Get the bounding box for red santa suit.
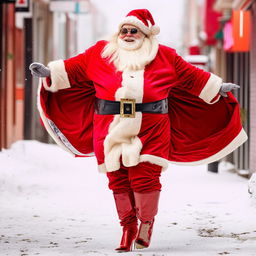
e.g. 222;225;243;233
38;40;247;173
36;8;248;251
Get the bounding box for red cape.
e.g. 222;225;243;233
38;82;247;165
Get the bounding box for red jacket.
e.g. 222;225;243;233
38;40;247;172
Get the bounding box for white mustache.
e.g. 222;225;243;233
118;37;144;51
123;38;136;42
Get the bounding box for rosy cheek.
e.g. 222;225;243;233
119;35;127;39
131;34;140;39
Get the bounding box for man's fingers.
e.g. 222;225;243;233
29;62;41;70
29;62;50;77
31;70;42;77
233;84;240;89
29;63;36;70
220;82;240;97
220;91;228;97
227;83;240;89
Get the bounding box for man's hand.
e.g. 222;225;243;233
219;82;240;97
29;62;51;78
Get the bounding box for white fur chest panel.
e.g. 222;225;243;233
103;69;144;171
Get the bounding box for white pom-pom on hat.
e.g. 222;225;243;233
118;9;160;36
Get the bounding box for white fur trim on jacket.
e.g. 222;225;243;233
98;154;169;173
199;73;222;104
139;154;169;171
103;69;144;172
98;128;247;172
170;128;248;166
43;60;71;92
101;38;159;172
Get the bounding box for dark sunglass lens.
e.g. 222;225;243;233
121;28;128;35
130;28;138;34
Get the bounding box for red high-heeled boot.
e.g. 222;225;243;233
134;190;160;249
113;192;138;252
115;225;138;252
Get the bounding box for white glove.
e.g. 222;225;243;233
29;62;51;78
219;82;240;97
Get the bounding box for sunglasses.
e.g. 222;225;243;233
120;27;139;35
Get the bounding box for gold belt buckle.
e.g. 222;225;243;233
120;98;136;118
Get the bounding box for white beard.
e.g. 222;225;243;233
101;33;159;71
117;37;144;51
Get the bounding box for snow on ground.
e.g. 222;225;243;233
0;140;256;256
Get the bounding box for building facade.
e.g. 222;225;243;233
183;0;255;175
214;0;255;175
0;1;24;150
0;0;96;150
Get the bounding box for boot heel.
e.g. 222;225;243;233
135;220;154;249
115;227;138;252
135;241;146;249
115;240;135;253
132;240;136;251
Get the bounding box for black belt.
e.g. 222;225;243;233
95;98;168;118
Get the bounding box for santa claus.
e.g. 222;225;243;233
30;9;247;252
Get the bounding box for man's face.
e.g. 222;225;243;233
118;24;145;42
118;24;145;50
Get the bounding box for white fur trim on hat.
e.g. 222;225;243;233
119;16;160;36
151;25;160;35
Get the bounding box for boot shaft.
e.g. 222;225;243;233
113;192;138;252
134;190;160;223
113;191;137;227
134;190;160;249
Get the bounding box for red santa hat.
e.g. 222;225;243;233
118;9;160;36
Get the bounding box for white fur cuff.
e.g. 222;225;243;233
199;73;222;104
46;60;71;92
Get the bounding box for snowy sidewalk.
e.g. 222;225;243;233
0;141;255;256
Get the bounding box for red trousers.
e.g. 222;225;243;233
107;162;162;194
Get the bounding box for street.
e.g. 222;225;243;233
0;141;255;256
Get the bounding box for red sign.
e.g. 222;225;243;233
231;10;251;52
224;10;251;52
15;0;30;12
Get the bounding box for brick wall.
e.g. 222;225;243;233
250;2;256;174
